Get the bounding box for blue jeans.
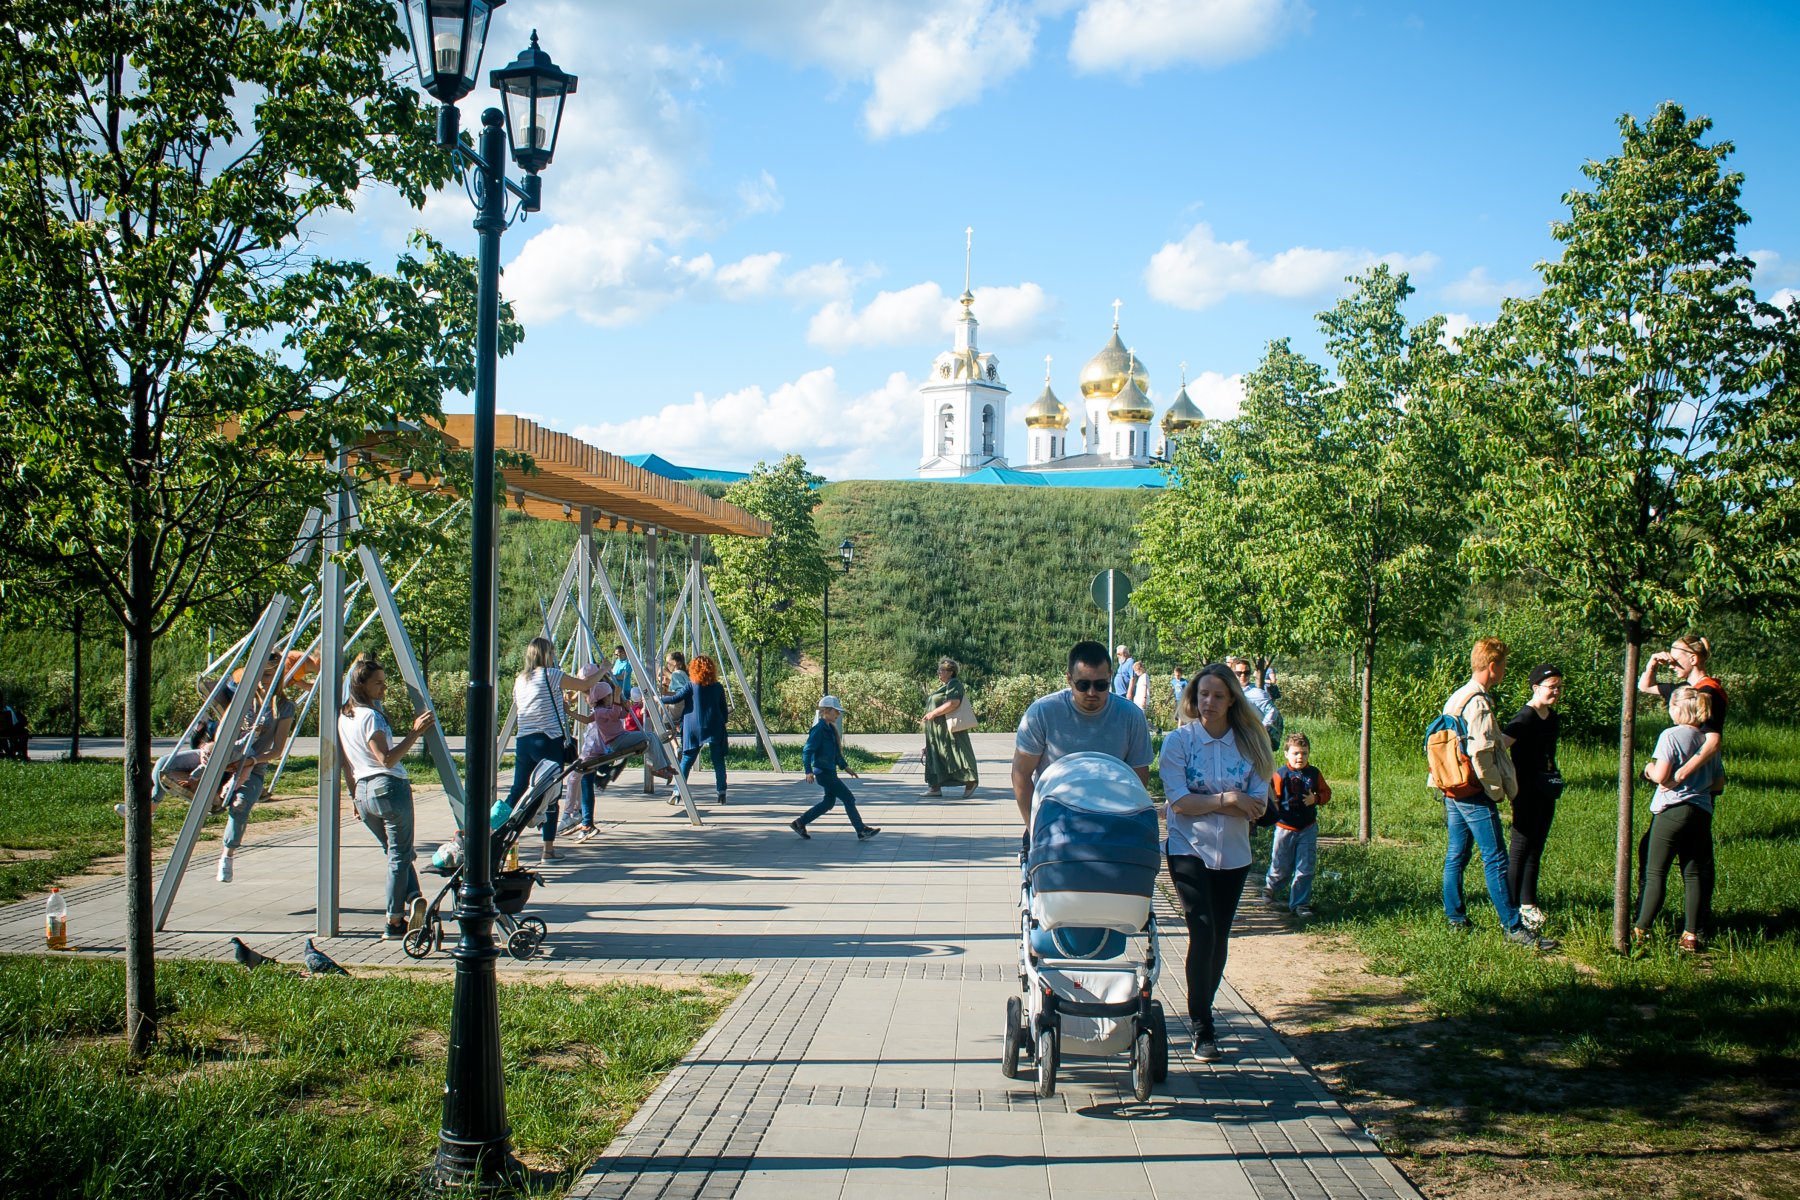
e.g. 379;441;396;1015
577;731;664;824
1443;796;1520;930
356;775;421;922
506;731;564;840
222;768;269;851
1266;823;1318;909
680;735;728;799
797;772;869;832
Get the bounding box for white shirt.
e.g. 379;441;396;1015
511;667;569;739
1158;721;1269;869
1129;673;1149;709
338;706;406;782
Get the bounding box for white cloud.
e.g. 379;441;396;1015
714;252;787;299
1441;266;1531;307
572;367;921;478
864;2;1037;137
1439;312;1479;347
807;280;1054;350
1185;370;1245;420
738;170;783;215
1145;223;1437;310
1770;288;1800;312
1069;0;1310;76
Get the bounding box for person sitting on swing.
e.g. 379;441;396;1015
566;673;675;840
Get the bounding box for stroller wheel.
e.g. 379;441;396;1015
519;916;548;939
1131;1027;1154;1102
506;927;541;960
1001;996;1024;1079
402;926;435;960
1033;1022;1059;1099
1149;1002;1169;1083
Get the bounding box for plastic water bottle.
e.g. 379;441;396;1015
503;845;520;873
44;888;67;950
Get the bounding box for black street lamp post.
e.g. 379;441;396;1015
822;538;854;697
398;1;576;1190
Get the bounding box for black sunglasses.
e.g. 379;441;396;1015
1070;678;1109;693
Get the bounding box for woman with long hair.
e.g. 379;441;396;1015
338;658;435;939
920;657;979;798
505;636;601;863
1158;662;1273;1063
658;653;730;804
1638;634;1727;791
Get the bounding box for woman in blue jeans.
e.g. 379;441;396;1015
505;637;602;863
658;654;730;804
790;696;879;841
337;658;436;940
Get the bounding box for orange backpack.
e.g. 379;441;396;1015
1424;693;1486;799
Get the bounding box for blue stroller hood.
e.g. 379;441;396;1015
1028;753;1160;927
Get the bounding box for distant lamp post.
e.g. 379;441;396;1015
398;1;577;1191
823;538;854;697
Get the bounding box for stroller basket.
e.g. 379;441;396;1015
494;868;537;916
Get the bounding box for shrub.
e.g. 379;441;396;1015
973;673;1065;733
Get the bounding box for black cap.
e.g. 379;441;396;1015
1529;663;1563;686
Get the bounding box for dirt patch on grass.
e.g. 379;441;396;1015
1227;913;1800;1200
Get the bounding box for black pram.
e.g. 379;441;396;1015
404;749;630;961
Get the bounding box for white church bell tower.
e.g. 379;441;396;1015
918;229;1008;478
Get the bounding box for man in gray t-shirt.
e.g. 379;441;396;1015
1012;640;1154;824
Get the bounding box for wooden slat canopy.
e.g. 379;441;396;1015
432;414;768;538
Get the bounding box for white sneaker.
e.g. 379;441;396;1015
1518;904;1546;931
216;856;234;883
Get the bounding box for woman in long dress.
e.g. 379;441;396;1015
921;657;979;798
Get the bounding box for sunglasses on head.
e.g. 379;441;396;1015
1070;678;1109;693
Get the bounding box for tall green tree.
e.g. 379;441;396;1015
710;455;832;694
1135;420;1291;668
1173;267;1465;841
1454;103;1800;951
0;0;509;1054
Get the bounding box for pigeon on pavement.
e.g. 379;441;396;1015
229;937;277;969
303;938;348;976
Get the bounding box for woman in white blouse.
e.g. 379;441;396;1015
1158;662;1274;1062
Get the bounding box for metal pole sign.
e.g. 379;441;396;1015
1090;568;1132;657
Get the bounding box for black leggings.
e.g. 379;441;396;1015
1166;856;1249;1038
1508;794;1557;908
1634;804;1715;938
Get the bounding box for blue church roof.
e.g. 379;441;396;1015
943;465;1167;488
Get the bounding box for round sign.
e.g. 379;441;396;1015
1089;569;1133;613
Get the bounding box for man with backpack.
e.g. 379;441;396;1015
1427;637;1558;950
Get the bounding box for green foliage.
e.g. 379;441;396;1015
814;480;1165;686
0;956;738;1199
1455;102;1800;641
974;672;1067;735
711;455;832;655
721;742;896;773
775;668;921;732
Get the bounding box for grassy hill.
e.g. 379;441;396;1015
813;480;1164;684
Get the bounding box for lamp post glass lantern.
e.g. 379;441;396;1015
823;539;853;698
398;5;575;1191
402;0;503;103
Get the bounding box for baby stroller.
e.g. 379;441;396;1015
1003;752;1169;1100
404;755;588;962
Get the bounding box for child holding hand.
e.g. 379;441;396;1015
1262;732;1331;918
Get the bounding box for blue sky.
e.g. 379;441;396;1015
332;1;1800;478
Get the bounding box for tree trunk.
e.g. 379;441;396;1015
1613;613;1644;953
69;604;83;761
123;543;156;1056
1358;635;1374;844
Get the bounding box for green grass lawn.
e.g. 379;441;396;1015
0;955;744;1200
723;741;897;773
1280;716;1800;1199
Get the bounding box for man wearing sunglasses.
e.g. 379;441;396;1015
1012;640;1153;824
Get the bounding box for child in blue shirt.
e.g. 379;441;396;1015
1261;732;1331;917
791;696;880;842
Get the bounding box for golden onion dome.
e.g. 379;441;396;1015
1108;374;1154;423
1079;329;1149;400
1024;382;1069;429
1161;384;1203;434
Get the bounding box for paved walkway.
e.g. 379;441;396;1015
1;735;1419;1200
